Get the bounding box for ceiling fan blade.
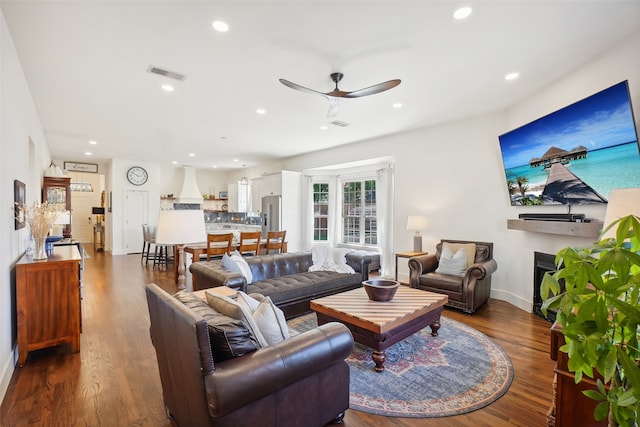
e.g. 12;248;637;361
279;79;327;97
327;97;341;118
342;79;401;98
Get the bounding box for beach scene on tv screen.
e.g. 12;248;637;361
499;81;640;206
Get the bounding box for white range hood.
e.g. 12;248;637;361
177;166;203;204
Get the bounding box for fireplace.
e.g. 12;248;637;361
533;251;559;321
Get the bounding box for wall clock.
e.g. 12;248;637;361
127;166;148;185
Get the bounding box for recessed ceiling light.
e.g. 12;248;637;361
89;140;97;145
233;159;239;162
171;161;178;165
212;165;217;168
162;84;174;92
392;102;403;109
505;72;520;81
256;108;266;115
188;153;195;157
212;20;229;32
453;6;472;20
84;152;92;156
320;125;328;130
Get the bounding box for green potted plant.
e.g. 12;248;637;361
541;214;640;426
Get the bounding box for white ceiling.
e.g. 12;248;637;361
2;1;640;170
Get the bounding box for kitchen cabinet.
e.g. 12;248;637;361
262;173;282;196
43;176;72;238
250;177;262;214
16;245;82;366
227;181;251;212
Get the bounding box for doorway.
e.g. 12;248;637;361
124;190;148;254
71;193;96;243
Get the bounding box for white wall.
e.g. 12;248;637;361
275;30;640;312
0;11;52;402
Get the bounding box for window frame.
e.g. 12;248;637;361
340;177;377;247
312;182;330;242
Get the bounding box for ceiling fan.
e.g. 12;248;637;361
279;72;401;118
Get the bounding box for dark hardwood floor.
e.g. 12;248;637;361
0;247;556;426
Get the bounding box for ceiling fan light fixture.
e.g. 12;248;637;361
280;72;401;118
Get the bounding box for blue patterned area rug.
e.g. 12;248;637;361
287;313;514;418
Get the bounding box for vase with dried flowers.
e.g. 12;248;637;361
23;201;66;260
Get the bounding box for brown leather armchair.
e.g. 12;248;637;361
408;240;497;314
145;283;353;427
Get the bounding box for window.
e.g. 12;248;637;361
342;179;376;245
313;183;329;241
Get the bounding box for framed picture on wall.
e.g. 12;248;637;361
14;179;26;230
219;191;228;199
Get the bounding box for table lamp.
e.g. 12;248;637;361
601;188;640;240
51;210;71;237
156;209;206;289
407;215;428;252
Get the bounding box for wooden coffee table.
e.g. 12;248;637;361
310;286;448;372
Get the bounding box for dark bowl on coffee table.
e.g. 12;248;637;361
363;279;400;302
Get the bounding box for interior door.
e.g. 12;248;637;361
124;190;148;254
71;193;95;244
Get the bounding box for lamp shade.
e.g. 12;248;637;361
602;188;640;239
54;211;71;225
92;207;105;215
155;209;206;245
407;215;429;231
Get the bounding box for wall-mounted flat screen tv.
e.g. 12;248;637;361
498;80;640;206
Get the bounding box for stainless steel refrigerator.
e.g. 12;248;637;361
261;195;282;238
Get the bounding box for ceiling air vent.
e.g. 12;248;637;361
330;120;350;127
147;66;186;81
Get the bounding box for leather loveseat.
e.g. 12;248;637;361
145;283;353;427
190;251;372;319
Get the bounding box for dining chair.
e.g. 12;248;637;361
265;230;286;255
238;231;261;256
207;233;234;260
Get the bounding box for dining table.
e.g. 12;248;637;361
173;239;287;283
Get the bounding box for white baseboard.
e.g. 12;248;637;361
491;288;531;313
0;346;17;406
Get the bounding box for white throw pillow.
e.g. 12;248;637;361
435;245;468;276
331;248;353;265
443;243;476;268
236;292;290;345
205;291;268;347
311;245;332;264
222;253;242;274
230;251;253;284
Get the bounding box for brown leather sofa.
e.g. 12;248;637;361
408;240;497;314
190;252;372;319
145;283;353;427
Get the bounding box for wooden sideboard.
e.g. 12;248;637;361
548;322;606;426
16;245;82;366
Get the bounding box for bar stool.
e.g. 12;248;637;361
141;224;156;266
